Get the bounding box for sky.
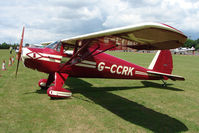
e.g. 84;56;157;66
0;0;199;44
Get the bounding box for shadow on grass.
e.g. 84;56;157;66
66;77;188;133
24;89;47;94
24;78;187;132
25;77;183;95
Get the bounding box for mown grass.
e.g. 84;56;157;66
0;49;199;133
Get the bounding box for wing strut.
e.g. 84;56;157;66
92;45;117;57
58;40;92;72
59;39;117;72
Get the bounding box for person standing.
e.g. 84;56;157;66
9;46;13;54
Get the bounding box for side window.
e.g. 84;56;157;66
63;45;69;53
63;44;75;55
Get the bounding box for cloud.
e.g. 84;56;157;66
0;0;199;44
100;0;199;37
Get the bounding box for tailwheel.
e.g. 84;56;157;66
47;86;72;99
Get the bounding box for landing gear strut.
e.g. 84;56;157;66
47;72;72;99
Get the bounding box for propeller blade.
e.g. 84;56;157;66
15;26;25;77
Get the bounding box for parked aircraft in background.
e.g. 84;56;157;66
172;46;195;54
16;23;187;99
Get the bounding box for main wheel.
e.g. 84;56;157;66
47;86;72;99
38;79;48;89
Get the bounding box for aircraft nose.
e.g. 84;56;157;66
21;47;31;61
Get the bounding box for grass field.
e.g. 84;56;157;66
0;49;199;133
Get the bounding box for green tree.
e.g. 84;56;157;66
195;44;199;50
184;39;197;48
0;42;10;49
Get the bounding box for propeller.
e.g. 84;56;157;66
15;26;25;77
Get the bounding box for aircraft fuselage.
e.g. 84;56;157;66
22;47;160;80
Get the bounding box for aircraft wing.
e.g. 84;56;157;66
147;71;185;81
60;22;187;50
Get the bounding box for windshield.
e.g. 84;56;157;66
46;41;61;52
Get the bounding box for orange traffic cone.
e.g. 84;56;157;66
8;57;12;67
12;56;15;64
2;60;6;71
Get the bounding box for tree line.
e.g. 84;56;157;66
184;38;199;50
0;42;19;49
0;38;199;50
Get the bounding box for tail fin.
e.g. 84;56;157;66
147;50;184;81
148;50;173;74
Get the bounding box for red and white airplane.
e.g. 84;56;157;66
16;23;187;99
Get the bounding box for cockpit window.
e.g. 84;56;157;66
46;41;61;52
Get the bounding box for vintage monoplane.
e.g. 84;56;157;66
16;23;187;99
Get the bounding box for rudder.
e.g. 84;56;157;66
148;50;173;74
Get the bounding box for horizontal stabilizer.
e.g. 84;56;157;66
147;71;185;81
